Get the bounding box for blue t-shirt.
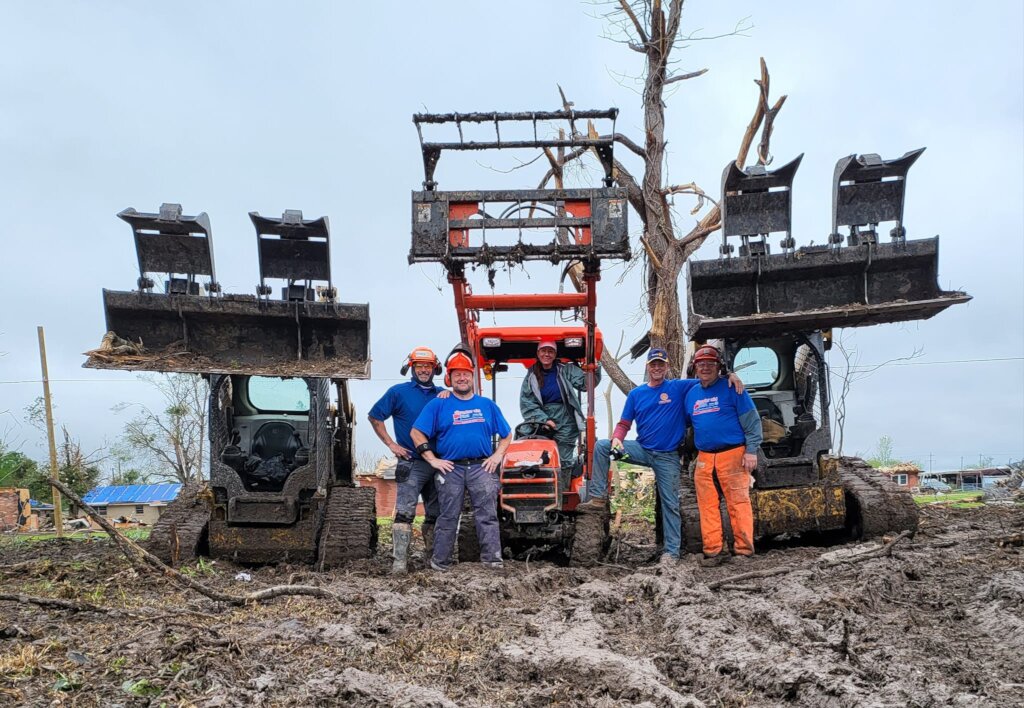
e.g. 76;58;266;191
683;377;756;452
621;378;698;452
368;380;442;459
539;368;561;405
412;394;512;460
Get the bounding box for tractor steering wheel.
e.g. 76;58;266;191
515;421;557;440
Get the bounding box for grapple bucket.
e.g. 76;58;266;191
85;205;370;379
687;150;970;339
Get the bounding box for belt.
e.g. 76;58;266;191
450;457;488;466
699;443;745;454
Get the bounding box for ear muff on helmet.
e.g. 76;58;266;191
442;345;475;387
400;346;442;377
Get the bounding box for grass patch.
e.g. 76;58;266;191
914;491;985;507
0;528;151;547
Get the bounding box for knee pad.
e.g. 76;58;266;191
393;511;416;525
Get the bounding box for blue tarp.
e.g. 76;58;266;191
29;499;54;510
82;483;181;505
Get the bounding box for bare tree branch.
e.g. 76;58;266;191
664;67;709;85
616;0;649;44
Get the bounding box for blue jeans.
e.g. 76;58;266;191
394;458;439;525
431;462;502;568
588;439;683;558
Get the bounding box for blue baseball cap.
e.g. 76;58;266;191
647;348;669;363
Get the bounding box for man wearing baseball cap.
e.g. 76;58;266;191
519;340;600;481
584;347;742;564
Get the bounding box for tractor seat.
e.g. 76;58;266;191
252;422;302;462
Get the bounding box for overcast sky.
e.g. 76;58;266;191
2;1;1021;477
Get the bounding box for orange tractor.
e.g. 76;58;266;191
409;109;630;563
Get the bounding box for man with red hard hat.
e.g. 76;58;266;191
411;346;512;571
368;346;445;574
683;344;762;566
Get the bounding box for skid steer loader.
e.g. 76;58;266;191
85;204;376;567
680;149;971;552
409;109;630;564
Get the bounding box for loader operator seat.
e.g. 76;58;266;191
252;422;302;463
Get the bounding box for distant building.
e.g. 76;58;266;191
78;483;181;525
923;467;1010;491
356;459;424;518
880;463;921;489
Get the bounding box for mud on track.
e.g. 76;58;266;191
2;505;1022;707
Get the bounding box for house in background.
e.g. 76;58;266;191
880;463;921;490
78;483;181;525
356;459;425;518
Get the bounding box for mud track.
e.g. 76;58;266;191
2;505;1022;707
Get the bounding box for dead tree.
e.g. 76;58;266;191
544;1;784;391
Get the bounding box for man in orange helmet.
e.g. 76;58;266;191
411;347;512;571
368;346;445;574
683;344;762;566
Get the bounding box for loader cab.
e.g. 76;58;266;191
726;334;830;467
218;376;313;492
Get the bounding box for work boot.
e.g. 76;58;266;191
699;553;730;568
658;553;677;567
429;558;450;573
421;522;436;558
579;497;608;512
732;553;753;564
482;560;504;570
391;523;412;575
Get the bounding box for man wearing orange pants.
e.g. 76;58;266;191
683;345;762;566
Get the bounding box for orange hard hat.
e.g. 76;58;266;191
401;346;441;376
445;351;474;373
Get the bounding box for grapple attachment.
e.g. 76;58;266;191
687;149;970;339
410;109;630;266
86;206;370;379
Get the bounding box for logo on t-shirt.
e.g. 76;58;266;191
692;396;720;416
658;392;672;405
452;408;486;425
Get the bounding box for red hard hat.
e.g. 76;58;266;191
693;345;722;363
445;351;474;374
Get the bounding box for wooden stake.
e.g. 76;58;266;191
36;326;63;537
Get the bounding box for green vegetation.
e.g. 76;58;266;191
914;490;985;509
610;463;656;523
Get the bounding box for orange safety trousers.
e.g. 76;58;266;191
693;446;754;556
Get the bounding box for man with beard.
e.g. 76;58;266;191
368;346;444;574
411;348;512;571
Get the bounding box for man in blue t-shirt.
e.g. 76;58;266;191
683;344;762;566
584;348;742;562
368;346;445;574
411;349;512;571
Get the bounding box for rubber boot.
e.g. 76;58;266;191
391;523;412;575
421;522;436;559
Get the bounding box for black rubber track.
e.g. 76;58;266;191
317;486;378;570
837;456;919;539
146;483;210;566
570;508;609;567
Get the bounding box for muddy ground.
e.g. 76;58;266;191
2;504;1022;707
